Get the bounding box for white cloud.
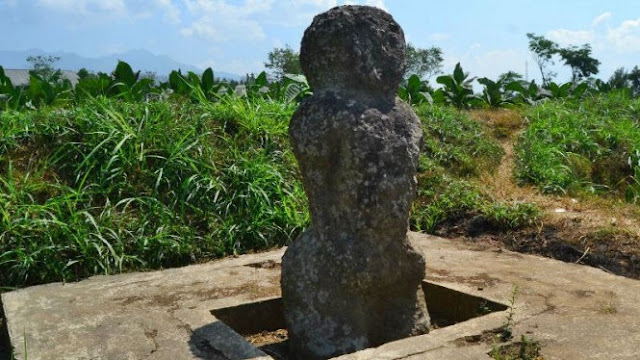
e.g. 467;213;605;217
180;0;273;42
592;12;612;27
180;0;388;43
607;18;640;53
546;29;595;46
35;0;181;23
37;0;127;14
133;0;181;24
181;15;266;42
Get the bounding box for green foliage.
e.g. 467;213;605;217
515;92;640;197
26;55;62;84
75;72;112;99
478;77;509;108
0;97;308;288
607;66;640;96
0;66;26;110
526;33;558;84
398;74;432;106
608;67;629;90
417;104;504;176
282;74;313;103
490;335;542;360
27;72;73;107
167;67;232;102
545;81;572;98
435;63;479;108
502;285;519;341
405;43;444;80
108;61;155;101
505;81;550;105
264;45;302;82
410;104;538;233
557;44;600;83
629;66;640;96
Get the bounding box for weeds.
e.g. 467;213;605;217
0;96;308;288
501;285;520;341
515;92;640;200
410;104;540;234
490;335;543;360
489;285;544;360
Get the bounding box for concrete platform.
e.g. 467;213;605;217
2;232;640;360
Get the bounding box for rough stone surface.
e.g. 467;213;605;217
4;233;640;359
281;5;430;360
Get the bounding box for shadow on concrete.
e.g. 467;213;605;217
0;299;12;360
189;321;268;360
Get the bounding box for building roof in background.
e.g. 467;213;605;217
3;69;80;87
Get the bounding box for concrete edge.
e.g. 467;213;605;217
0;294;13;360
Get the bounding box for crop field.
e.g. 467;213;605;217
2;61;640;293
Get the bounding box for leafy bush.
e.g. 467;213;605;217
515;91;640;197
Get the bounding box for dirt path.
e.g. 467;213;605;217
460;110;640;279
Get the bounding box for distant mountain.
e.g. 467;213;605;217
0;48;243;81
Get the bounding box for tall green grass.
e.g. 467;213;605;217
515;91;640;199
1;96;542;289
0;96;308;287
411;104;538;233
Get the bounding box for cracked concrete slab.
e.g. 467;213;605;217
2;232;640;359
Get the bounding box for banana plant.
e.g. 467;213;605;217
435;63;478;108
282;73;312;103
167;67;231;101
26;72;73;107
0;66;25;110
545;81;590;99
572;82;589;98
398;74;432;106
75;72;112;100
545;81;572;98
108;61;155;101
168;70;190;95
592;79;612;94
478;77;510;108
505;80;550;105
248;71;270;98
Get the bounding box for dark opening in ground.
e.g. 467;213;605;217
211;281;508;359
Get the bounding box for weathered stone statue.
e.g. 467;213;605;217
281;5;430;359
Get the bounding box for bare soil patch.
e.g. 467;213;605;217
445;110;640;279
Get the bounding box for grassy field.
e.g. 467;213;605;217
3;90;640;290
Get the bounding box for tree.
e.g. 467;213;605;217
628;66;640;96
26;55;62;83
77;68;91;79
405;43;443;80
557;44;600;83
498;71;526;99
608;67;628;90
265;45;301;82
498;71;525;85
526;33;558;85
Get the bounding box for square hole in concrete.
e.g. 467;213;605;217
211;281;507;359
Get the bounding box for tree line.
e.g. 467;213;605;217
2;33;640;111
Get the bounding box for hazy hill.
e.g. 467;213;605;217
0;48;243;81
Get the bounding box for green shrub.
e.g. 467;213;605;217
515;92;640;198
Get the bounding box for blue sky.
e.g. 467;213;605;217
2;0;640;82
